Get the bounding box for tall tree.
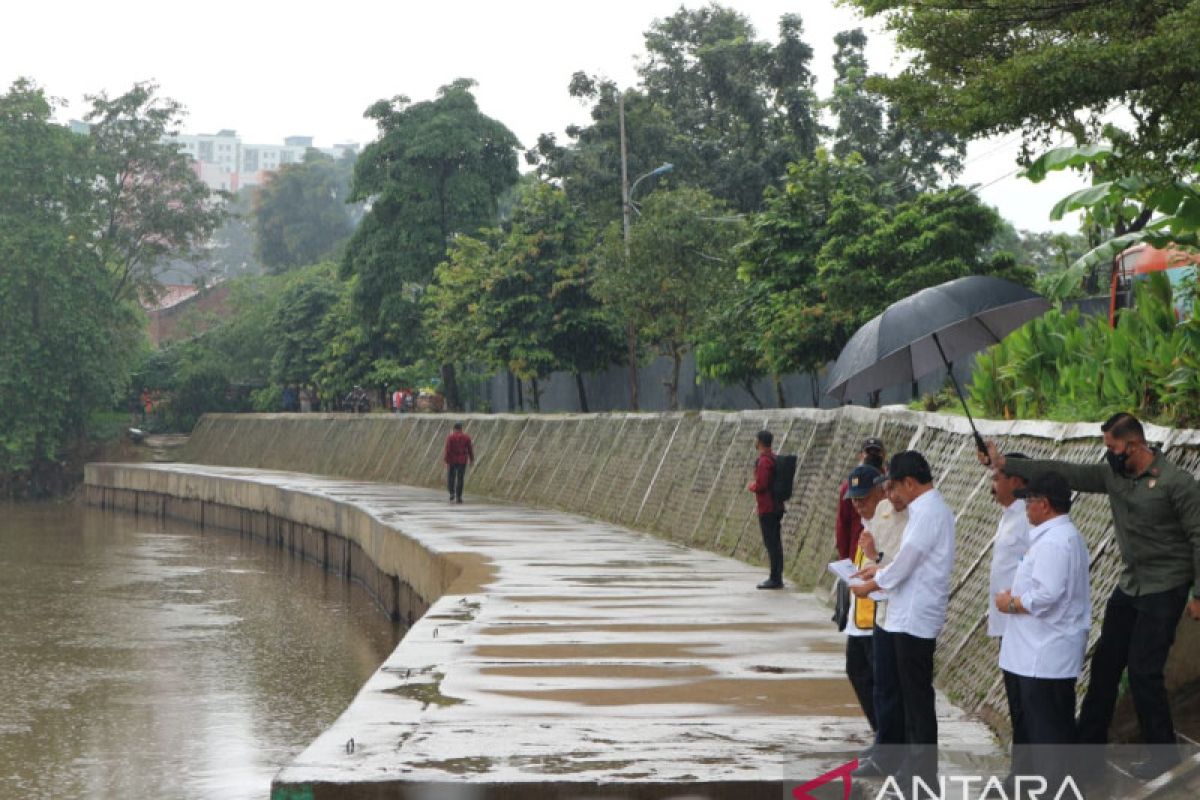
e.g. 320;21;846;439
82;82;225;303
0;80;141;491
343;79;520;409
528;6;821;217
253;150;357;272
595;187;745;409
828;28;964;198
425;182;621;411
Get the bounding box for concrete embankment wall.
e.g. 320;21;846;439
83;466;472;628
171;408;1200;735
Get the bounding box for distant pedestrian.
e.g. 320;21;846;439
995;472;1091;795
444;422;475;504
392;388;403;414
746;430;784;589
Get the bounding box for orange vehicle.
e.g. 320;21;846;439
1108;244;1200;326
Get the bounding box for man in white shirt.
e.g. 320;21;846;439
987;454;1031;782
850;451;956;787
995;472;1091;795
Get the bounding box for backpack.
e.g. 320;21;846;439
771;453;797;505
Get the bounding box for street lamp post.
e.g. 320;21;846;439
618;93;673;411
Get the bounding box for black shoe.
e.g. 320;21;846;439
1130;757;1179;781
852;757;887;778
756;579;784;590
456;497;463;504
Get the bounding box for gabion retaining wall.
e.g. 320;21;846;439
177;407;1200;735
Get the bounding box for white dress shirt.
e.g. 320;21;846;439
999;514;1091;679
988;499;1030;638
876;489;956;639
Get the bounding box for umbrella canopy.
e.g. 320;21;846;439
824;276;1051;402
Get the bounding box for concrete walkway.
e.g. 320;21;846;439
87;464;999;799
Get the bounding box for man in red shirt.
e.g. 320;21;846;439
836;437;887;560
746;430;785;589
444;422;475;504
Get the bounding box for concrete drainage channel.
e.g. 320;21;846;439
84;461;998;799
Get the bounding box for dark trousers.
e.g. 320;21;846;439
1008;671;1078;789
894;632;939;783
847;635;877;730
447;463;467;500
758;512;783;582
1077;584;1189;749
1003;667;1032;778
871;627;906;764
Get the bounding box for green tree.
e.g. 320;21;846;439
426;182;621;411
596;187;746;409
730;152;875;404
528;5;821;218
819;186;1034;328
847;0;1200;213
268;264;344;387
82;82;225;302
828;28;964;197
0;80;141;490
253;150;356;272
343;78;521;409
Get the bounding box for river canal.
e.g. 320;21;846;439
0;502;403;799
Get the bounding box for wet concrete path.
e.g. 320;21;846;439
87;464;999;798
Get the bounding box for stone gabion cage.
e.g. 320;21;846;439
178;407;1200;735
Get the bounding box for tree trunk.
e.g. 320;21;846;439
775;375;788;408
575;372;590;413
530;377;541;412
441;363;461;412
742;379;765;410
516;379;524;412
668;349;682;411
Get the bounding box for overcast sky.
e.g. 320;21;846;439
6;0;1084;232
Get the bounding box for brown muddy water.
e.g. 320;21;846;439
0;502;403;800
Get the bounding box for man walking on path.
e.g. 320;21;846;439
994;472;1091;796
850;451;956;788
983;412;1200;779
747;430;785;589
444;422;474;504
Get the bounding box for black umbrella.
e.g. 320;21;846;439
824;276;1051;456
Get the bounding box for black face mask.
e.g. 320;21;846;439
1106;449;1131;476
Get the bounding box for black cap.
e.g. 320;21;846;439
889;450;932;484
861;437;885;453
1014;472;1072;512
846;465;886;499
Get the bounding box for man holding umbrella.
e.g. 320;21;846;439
982;414;1200;780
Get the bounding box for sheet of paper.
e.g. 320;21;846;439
828;558;887;601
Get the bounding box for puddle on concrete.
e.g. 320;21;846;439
477;622;798;636
478;663;716;680
473;642;720;660
444;551;496;594
490;676;860;716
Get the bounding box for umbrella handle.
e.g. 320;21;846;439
932;332;991;466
